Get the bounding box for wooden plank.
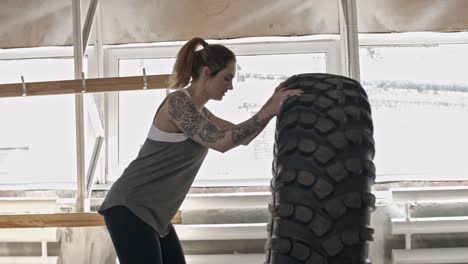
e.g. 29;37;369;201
0;74;170;98
0;211;181;228
0;213;104;228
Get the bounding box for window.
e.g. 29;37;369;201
0;56;79;187
107;37;340;185
118;58;174;173
197;53;327;185
359;40;468;182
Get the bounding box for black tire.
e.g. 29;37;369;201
265;73;376;264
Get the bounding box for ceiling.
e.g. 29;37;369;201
1;0;467;49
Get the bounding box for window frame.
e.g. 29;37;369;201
0;46;100;189
0;47;74;60
358;32;468;184
359;32;468;46
103;36;342;186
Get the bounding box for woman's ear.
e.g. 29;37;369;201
200;66;212;79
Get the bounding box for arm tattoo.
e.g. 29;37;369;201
168;92;224;142
231;114;268;146
202;108;213;119
200;122;224;142
168;92;269;148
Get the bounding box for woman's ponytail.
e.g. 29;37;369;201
168;37;235;89
168;38;207;89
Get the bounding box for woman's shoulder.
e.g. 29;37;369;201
167;89;190;98
164;89;194;110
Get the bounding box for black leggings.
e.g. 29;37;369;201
102;205;186;264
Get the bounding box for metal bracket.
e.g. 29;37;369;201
142;67;148;89
21;76;27;97
81;72;87;93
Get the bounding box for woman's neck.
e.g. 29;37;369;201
186;83;209;109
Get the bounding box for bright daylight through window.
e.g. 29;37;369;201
0;57;77;188
360;43;468;182
1;35;468;188
117;50;327;185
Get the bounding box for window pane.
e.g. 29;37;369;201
0;58;77;187
198;53;326;184
118;59;174;174
0;58;75;84
360;44;468;182
117;53;326;184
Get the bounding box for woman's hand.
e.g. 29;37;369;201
259;82;303;119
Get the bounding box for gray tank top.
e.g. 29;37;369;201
99;90;209;236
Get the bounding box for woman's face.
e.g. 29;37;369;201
206;60;236;101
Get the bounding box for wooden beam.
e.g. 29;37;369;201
0;74;171;98
0;211;181;228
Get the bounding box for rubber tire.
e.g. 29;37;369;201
265;73;376;264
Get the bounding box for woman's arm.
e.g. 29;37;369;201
167;86;302;153
203;107;269;146
203;83;290;146
202;108;236;130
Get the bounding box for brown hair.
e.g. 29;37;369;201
168;37;236;89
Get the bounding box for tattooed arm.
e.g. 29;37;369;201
204;107;268;146
167;87;302;152
202;108;236;131
232;113;270;146
167;91;272;152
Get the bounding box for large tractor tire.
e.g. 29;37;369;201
265;73;376;264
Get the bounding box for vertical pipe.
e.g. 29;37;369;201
72;0;88;212
86;136;104;198
93;0;104;78
89;0;106;184
339;0;361;81
405;203;412;249
82;0;99;55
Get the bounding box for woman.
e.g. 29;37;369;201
98;37;303;264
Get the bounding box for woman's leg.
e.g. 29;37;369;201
160;224;186;264
103;205;163;264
